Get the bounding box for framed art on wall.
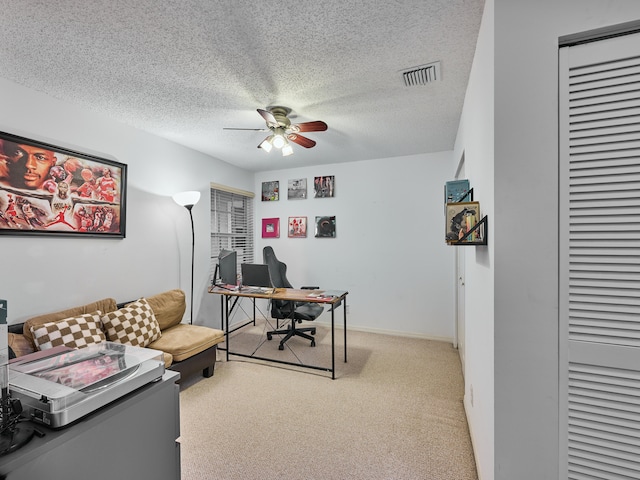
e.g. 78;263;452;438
315;216;336;237
314;176;335;198
0;131;127;238
287;178;307;199
262;181;279;201
288;216;307;238
262;217;280;238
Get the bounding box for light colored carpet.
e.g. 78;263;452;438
178;320;478;480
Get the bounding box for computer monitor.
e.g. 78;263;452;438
218;249;237;286
241;263;272;288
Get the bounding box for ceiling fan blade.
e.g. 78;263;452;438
257;108;278;127
223;127;269;131
292;120;328;132
287;133;316;148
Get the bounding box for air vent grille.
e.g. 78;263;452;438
401;62;441;87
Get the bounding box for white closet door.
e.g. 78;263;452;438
560;32;640;480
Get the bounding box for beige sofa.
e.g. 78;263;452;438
8;289;225;383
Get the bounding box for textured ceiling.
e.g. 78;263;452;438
0;0;485;172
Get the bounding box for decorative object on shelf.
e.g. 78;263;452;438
314;175;335;198
0;130;127;238
261;180;279;201
315;215;336;238
287;178;307;199
262;217;280;238
173;190;201;324
446;201;481;243
288;216;307;238
444;179;471;204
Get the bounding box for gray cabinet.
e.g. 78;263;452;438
0;371;180;480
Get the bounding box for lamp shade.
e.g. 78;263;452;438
173;191;201;207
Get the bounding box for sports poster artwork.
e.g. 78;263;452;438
0;131;127;238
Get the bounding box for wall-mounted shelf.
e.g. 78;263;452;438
444;182;488;246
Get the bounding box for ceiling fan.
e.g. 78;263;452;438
224;106;328;156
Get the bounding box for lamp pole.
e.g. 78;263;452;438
172;191;201;325
186;204;195;325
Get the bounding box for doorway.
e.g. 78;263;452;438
455;153;466;375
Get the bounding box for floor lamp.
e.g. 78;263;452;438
173;191;201;325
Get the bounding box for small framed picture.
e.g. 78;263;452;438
314;176;335;198
262;217;280;238
288;178;307;199
445;201;481;243
315;216;336;238
262;181;279;201
288;216;307;238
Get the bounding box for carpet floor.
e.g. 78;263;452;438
178;319;478;480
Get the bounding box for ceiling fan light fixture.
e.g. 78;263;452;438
272;132;286;149
282;143;294;156
259;136;273;152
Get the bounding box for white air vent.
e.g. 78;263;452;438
401;61;441;86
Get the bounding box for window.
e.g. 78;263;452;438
210;183;254;279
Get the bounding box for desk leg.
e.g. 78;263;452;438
343;299;348;363
331;306;335;380
225;296;230;362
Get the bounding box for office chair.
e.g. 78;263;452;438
263;246;324;350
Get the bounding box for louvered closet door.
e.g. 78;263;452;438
560;32;640;480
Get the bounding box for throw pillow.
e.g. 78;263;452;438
31;312;105;351
101;298;162;348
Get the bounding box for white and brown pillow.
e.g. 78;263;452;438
101;298;161;348
31;312;105;351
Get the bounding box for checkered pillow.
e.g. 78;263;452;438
31;312;106;351
101;298;161;348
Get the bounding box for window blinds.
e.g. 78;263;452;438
210;183;254;277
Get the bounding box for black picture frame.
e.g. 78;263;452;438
0;131;127;238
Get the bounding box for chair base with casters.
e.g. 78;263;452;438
267;323;317;350
266;302;323;349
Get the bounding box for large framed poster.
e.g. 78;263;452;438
0;131;126;238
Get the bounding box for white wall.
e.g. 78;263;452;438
452;1;494;478
0;77;253;325
491;1;640;480
254;153;456;339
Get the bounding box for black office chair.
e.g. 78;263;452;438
263;246;324;350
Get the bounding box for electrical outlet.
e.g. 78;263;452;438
346;305;350;314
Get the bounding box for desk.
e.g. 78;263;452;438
209;287;348;379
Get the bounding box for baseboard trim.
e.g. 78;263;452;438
463;396;485;480
313;319;453;344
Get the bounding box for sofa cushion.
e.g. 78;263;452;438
160;351;173;368
23;298;117;350
143;289;186;331
31;312;106;351
147;324;224;362
9;333;36;357
101;298;162;348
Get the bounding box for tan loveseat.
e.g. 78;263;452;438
7;289;225;383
